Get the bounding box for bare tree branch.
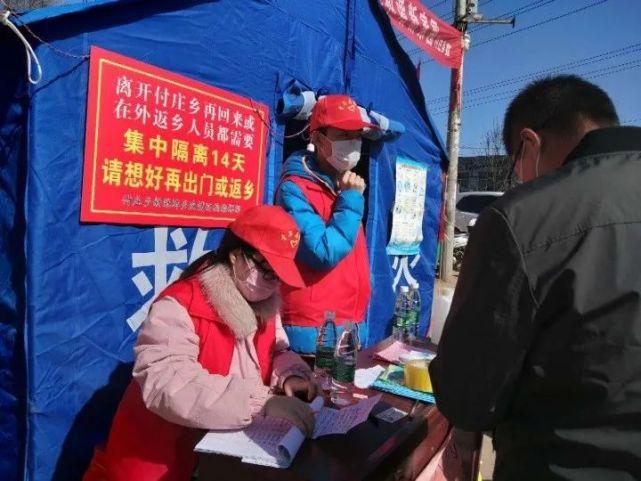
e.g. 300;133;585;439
482;121;515;192
458;122;517;192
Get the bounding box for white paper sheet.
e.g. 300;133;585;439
196;416;294;468
386;157;428;256
195;394;381;468
354;365;386;388
313;394;382;438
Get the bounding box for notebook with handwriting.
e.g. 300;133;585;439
195;394;381;468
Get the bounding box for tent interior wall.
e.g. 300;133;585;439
0;1;447;480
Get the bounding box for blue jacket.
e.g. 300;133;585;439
276;150;364;271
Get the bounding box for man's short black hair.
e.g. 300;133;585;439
503;75;619;155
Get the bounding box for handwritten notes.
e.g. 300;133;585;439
195;394;382;468
313;394;382;438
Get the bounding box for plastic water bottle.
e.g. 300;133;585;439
392;286;410;341
314;311;337;391
331;321;358;405
429;285;454;345
407;281;421;340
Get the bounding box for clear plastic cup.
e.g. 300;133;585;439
403;356;432;392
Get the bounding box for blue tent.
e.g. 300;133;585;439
0;1;447;480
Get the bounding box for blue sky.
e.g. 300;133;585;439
399;0;641;155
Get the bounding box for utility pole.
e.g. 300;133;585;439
439;0;468;282
438;0;513;282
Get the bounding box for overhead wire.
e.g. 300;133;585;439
469;0;557;32
412;0;549;57
462;117;641;150
473;0;608;48
430;59;641;116
425;42;641;105
406;0;604;57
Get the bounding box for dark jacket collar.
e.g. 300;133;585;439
564;126;641;164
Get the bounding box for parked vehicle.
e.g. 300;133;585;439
453;233;468;271
455;191;503;233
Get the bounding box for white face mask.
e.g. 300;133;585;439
318;133;362;172
232;253;279;302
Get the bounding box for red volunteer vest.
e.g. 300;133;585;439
280;175;371;327
83;276;276;481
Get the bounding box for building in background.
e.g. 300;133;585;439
458;154;513;192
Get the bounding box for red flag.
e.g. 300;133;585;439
381;0;463;69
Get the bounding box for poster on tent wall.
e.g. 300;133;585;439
81;46;269;228
386;157;428;256
379;0;462;69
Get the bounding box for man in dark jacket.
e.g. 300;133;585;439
430;75;641;480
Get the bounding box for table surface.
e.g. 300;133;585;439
198;337;476;481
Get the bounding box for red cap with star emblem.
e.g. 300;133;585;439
229;205;305;288
310;94;377;132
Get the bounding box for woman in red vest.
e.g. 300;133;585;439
84;205;317;481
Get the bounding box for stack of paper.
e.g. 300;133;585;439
195;394;382;468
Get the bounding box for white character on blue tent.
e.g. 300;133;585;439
391;254;420;291
126;227;210;331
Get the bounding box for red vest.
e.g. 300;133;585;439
83;276;276;481
280;176;371;327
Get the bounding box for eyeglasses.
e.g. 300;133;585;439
244;251;277;281
506;115;555;184
505;140;524;185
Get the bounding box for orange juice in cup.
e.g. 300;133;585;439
402;354;432;392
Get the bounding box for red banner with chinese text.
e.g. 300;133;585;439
380;0;462;69
81;46;269;228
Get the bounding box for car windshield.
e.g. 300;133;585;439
457;194;500;214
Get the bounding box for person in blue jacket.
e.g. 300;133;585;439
276;94;373;354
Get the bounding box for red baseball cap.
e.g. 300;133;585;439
229;205;305;288
310;94;377;132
